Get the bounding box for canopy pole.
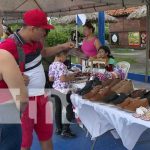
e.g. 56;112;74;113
75;15;78;48
75;24;78;48
145;3;150;82
98;11;105;45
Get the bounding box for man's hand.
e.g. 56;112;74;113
61;42;75;50
22;74;29;86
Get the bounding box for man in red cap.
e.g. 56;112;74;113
0;9;74;150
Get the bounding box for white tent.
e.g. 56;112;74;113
0;0;147;17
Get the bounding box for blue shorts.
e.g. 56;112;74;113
0;124;22;150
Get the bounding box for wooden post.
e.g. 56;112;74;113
145;3;150;82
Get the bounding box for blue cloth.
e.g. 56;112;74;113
76;14;86;26
0;124;22;150
76;15;83;26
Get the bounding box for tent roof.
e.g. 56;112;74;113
0;0;147;18
106;7;138;17
55;12;118;25
127;5;147;19
3;12;118;25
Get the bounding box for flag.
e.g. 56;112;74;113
76;14;86;26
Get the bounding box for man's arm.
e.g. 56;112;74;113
41;42;75;57
0;50;28;112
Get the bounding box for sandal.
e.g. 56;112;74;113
115;80;134;95
129;89;147;98
111;93;128;105
78;80;93;96
107;78;121;88
90;86;111;102
117;97;132;108
102;79;113;87
124;98;148;112
82;85;102;99
103;92;118;103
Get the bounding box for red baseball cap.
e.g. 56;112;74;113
23;9;54;30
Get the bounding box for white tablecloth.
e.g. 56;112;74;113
71;94;150;150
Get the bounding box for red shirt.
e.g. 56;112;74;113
0;32;43;102
0;38;43;61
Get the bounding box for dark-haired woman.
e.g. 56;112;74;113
95;46;125;80
81;21;101;57
97;45;116;71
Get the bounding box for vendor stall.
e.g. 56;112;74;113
70;78;150;150
71;93;150;150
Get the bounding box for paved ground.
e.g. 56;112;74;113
113;50;150;74
31;124;150;150
133;80;150;89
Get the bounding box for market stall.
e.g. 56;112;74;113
70;78;150;150
71;93;150;150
